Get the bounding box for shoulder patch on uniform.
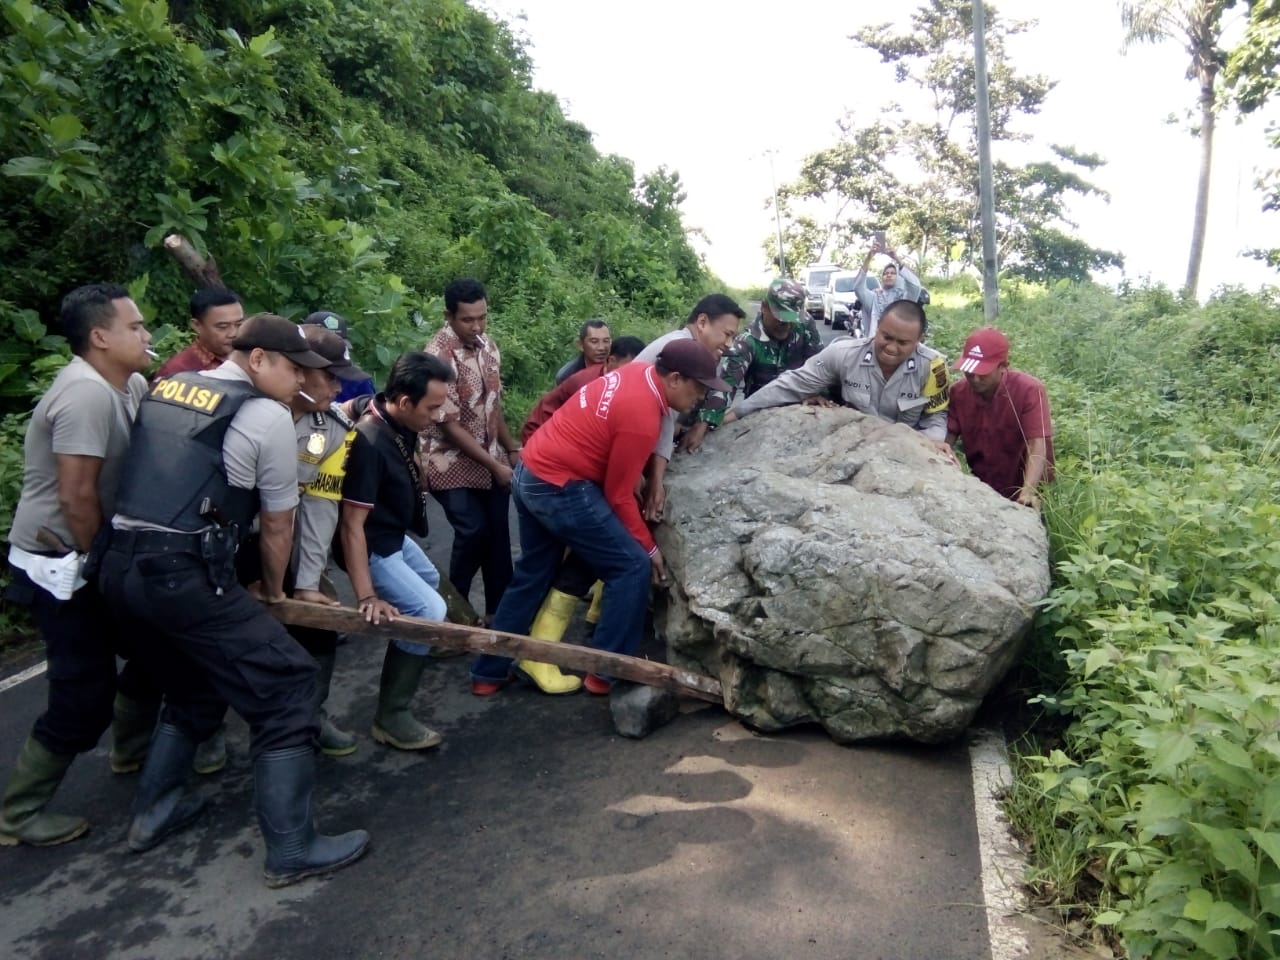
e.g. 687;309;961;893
923;355;950;413
148;377;226;415
327;402;356;430
927;356;949;394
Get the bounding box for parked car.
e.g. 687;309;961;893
798;263;841;322
823;270;880;334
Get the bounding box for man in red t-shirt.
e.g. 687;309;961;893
520;336;646;444
470;339;728;696
502;335;647;696
946;327;1054;508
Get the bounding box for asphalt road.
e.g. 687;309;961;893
0;360;1020;960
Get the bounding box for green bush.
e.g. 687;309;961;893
929;280;1280;958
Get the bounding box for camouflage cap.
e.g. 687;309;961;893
764;278;806;325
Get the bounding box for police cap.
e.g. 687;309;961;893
301;326;370;382
232;313;329;368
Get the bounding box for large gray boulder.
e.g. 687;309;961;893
655;405;1050;744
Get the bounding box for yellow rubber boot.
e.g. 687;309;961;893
517;589;582;694
584;581;604;625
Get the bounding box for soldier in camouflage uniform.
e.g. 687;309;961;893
725;299;953;449
683;279;823;451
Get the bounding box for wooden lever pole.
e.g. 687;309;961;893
269;598;723;703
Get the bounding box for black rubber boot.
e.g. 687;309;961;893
127;723;207;853
255;745;369;888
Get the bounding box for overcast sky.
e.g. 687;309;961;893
485;0;1277;295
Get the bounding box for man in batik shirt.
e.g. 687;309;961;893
423;278;521;620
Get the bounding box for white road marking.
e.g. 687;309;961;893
969;728;1031;960
0;660;47;694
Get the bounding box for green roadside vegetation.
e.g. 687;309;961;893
929;278;1280;959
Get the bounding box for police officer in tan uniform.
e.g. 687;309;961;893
288;325;368;755
726;300;952;446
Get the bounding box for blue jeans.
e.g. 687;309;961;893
369;535;447;656
471;463;652;682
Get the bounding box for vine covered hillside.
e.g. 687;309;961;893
930;279;1280;959
0;0;714;640
0;0;710;414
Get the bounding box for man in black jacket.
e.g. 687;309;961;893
339;351;457;751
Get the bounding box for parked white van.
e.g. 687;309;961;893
798;263;841;321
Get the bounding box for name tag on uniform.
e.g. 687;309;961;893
898;395;928;412
150;378;225;414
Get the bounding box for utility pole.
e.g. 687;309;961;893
765;150;787;277
972;0;998;321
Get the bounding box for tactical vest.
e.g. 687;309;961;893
115;372;264;531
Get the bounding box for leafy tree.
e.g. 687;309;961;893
1120;0;1236;298
1225;0;1280;269
1225;0;1279;112
770;0;1121;283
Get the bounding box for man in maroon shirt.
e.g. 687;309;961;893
154;288;244;379
946;327;1054;508
470;339;728;695
520;336;646;444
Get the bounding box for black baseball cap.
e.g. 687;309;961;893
232;313;329;368
655;338;730;391
301;326;370;382
303;310;349;340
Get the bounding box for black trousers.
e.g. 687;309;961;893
551;550;598;598
98;544;319;759
7;569;161;756
433;485;513;615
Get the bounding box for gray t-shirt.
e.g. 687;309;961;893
10;357;147;553
114;362;299;532
635;328;694;461
206;364;300;514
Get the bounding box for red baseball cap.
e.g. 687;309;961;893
955;327;1009;375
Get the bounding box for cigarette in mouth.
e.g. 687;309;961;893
145;349;159;358
298;391;316;402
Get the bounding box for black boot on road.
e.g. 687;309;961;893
255;744;369;889
127;722;207;853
